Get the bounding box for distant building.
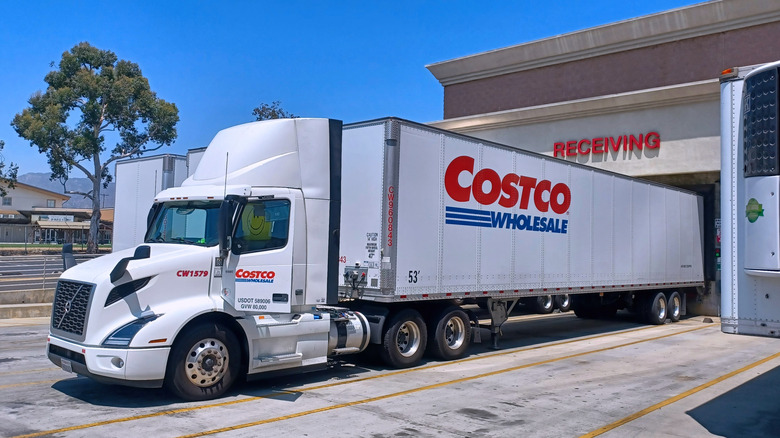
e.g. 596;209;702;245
0;181;112;244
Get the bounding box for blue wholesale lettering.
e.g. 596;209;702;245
444;206;568;234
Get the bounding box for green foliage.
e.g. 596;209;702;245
252;101;297;121
0;140;19;198
11;42;179;252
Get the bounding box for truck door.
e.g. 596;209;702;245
227;197;294;313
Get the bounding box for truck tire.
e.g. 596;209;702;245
530;295;555;314
165;322;241;401
428;306;471;360
644;292;668;325
381;309;427;368
666;291;682;322
555;294;571;312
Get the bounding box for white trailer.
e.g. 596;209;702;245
113;155;187;251
48;118;704;400
720;60;780;337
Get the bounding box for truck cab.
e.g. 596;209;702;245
47;118;369;400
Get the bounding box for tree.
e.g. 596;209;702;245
0;140;19;197
12;42;179;253
252;101;297;121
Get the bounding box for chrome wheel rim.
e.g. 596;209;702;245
670;295;681;319
185;338;228;387
444;315;466;350
396;321;421;358
657;298;667;320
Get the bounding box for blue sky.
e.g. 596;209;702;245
1;0;702;175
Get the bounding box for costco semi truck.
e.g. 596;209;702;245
720;60;780;337
47;118;704;400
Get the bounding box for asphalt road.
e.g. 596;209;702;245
3;311;780;438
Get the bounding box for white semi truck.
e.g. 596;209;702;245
47;118;705;400
720;60;780;337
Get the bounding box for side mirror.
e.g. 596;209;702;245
218;201;232;258
218;195;245;258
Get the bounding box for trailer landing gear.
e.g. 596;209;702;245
485;299;517;349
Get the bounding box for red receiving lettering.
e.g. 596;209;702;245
565;141;577;157
577;139;591;155
592;138;604;154
553;142;566;157
609;136;622;152
629;134;644;151
646;132;661;149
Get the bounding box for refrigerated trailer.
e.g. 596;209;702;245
720;60;780;337
47;118;705;400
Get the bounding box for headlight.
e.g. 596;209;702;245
102;314;160;347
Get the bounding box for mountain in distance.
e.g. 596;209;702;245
18;173;116;209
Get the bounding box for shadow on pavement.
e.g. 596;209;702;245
687;363;780;437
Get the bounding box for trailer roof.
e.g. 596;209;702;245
345;117;702;197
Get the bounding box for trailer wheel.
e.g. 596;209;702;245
555;294;571;312
644;292;668;325
165;322;240;401
381;309;427;368
428;306;471;360
666;291;682;322
530;295;555;314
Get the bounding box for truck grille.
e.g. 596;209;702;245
744;67;779;177
51;280;94;340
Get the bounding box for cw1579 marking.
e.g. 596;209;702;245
176;270;209;277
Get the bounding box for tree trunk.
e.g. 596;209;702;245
87;177;102;254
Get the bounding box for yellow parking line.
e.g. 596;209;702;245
580;349;780;437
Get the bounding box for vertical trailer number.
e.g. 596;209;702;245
408;270;419;283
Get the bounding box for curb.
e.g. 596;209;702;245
0;303;52;319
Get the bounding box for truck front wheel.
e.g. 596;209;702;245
428;306;471;360
381;309;427;368
165;322;240;401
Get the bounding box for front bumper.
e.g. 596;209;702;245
47;335;170;388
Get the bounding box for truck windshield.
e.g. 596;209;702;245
145;200;221;246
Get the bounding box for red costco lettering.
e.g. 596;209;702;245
235;269;276;279
444;155;571;214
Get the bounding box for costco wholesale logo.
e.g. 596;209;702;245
444;156;570;234
235;269;275;283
